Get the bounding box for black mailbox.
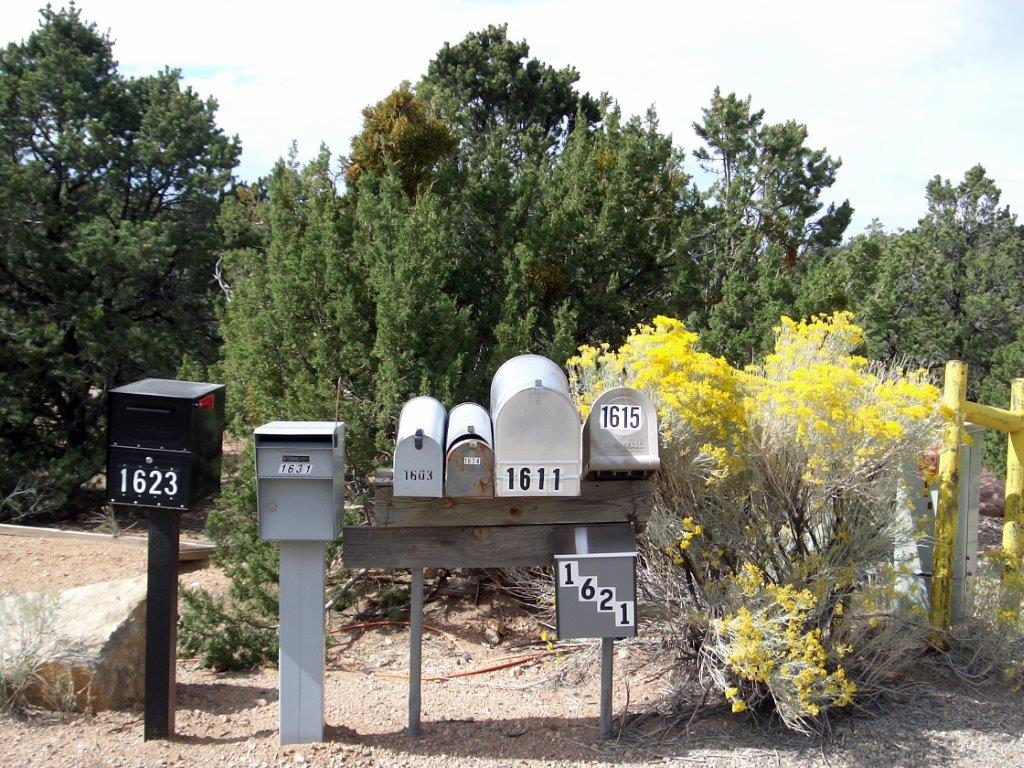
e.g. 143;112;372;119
106;378;225;510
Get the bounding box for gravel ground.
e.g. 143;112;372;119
2;536;1023;767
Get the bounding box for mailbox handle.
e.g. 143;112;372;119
126;405;173;415
414;429;424;450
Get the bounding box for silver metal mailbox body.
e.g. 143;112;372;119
444;402;495;499
393;396;446;497
584;386;660;478
255;421;345;542
490;354;582;497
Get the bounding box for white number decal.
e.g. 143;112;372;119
505;466;563;493
279;462;313;475
615;600;635;627
118;467;179;498
597;587;616;612
600;404;642;433
580;577;596;601
163;470;178;497
559;561;579;587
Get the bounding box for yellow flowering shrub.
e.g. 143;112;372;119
568;311;944;733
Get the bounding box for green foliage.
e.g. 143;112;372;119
0;7;238;519
858;166;1024;393
686;88;852;363
179;441;279;671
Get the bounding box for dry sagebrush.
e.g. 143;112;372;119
569;312;944;733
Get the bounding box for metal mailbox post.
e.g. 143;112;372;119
490;355;582;497
394;397;447;497
444;403;495;498
106;378;225;741
255;421;345;744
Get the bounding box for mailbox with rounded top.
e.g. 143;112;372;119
444;402;495;498
394;396;446;497
584;386;660;478
490;354;582;497
106;378;225;510
255;421;345;541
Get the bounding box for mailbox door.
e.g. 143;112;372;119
109;394;191;451
555;555;637;640
493;388;581;497
257;477;337;541
107;446;191;509
256;443;336;479
394;436;444;497
444;439;495;498
585;387;659;476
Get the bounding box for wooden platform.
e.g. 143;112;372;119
343;471;652;569
372;472;652;529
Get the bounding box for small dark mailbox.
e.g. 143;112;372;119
105;377;225;742
107;379;225;509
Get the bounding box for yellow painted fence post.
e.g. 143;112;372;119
1001;378;1024;619
930;360;967;631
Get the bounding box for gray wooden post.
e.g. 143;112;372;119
409;568;423;736
599;637;614;739
278;540;326;744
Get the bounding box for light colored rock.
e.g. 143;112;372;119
1;575;147;711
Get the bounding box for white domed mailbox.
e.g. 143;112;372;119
583;387;660;479
394;396;446;497
490;354;582;497
445;403;495;498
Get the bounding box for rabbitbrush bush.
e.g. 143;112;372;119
568;312;944;732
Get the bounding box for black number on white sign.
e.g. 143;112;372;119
600;404;642;433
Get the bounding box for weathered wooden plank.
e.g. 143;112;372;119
0;523;215;562
372;478;652;529
342;524;559;568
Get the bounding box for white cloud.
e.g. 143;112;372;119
2;0;1022;232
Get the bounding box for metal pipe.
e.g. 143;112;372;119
409;568;423;736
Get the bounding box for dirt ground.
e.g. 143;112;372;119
2;535;1024;768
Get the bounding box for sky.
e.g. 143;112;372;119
2;0;1023;235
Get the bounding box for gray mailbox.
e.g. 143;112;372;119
490;355;582;497
554;524;637;640
255;421;346;542
444;402;495;499
583;386;660;479
394;396;446;497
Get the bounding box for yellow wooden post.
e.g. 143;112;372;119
930;360;967;631
1003;379;1024;557
1001;378;1024;619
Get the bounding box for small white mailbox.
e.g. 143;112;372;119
445;402;495;499
490;354;582;497
583;387;660;478
394;396;446;497
255;421;345;542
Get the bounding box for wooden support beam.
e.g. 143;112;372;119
341;524;631;569
373;479;652;529
962;400;1024;433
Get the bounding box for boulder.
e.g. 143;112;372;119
1;575;147;711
